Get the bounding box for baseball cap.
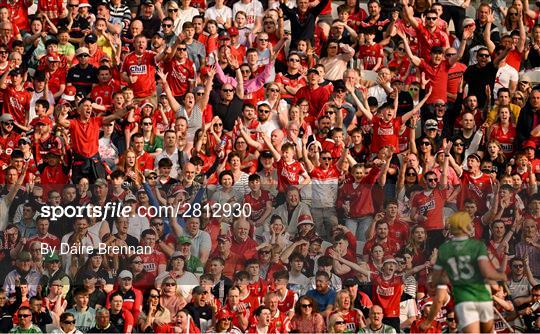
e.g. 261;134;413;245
468;153;481;162
171;251;185;259
140;99;155;109
142;0;154;5
463;18;475;27
95;178;108;187
382;256;398;265
260;150;273;158
85;34;97;44
297;214;314;226
216;309;233;321
31;116;53;127
343;277;359;287
76;47;90;57
46;148;63;157
424;119;438;130
0;114;14;123
118;270;133;279
44;253;60;263
62;85;77;101
79;0;91;7
227;26;239;36
177;235;192;245
217;234;232;243
524;140;536;149
17;251;31;261
219;31;231;40
18;137;31;146
124;194;137;202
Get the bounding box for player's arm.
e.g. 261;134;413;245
478;257;507;281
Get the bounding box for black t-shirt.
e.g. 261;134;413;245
185;302;213;329
210;94;244;131
138;15;161;38
463;62;497;108
109;311;126;333
67;65;98;96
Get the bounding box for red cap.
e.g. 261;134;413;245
217;234;231;243
227;26;239;36
47;52;61;62
62;85;77;101
524;140;536;149
31;116;53;127
216;309;233;321
297;214;314;226
418;297;433;310
46;148;63;157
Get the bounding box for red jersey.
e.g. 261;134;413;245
0;132;20;166
336;167;381;218
419;59;450;104
410;318;442;333
40;164;70;193
69;116;103;158
274;72;306;100
243;190;271;222
46;68;66;95
162;58;196;97
248;277;268;299
410;188;448;230
490;124;516;158
358;43;383;70
415;24;448;60
274;158;306;193
3;86;31;126
121;51;157;98
27;233;61;252
293;85;331;122
447;62;467;102
458;171;493;215
239;290;260;311
269;310;289;334
89;79;121;108
0;0;31;31
387;218;409;247
136;151;155;172
370;273;404;318
370;115;402;153
276;289;297;313
221;304;251;331
363;237;401;258
330;309;363;333
139;249;167;279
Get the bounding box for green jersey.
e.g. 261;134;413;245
8;325;42;333
434;236;492;304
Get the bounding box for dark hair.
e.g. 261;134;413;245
219;170;234;185
294;295;319;316
142;288;165;315
273;270;289;281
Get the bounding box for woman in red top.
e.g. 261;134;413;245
330;290;366;332
233;137;258;174
488;106;516;158
192;128;217;174
118;148;143;187
403;225;429;266
387;41;412;81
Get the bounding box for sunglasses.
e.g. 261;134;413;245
150;294;160;298
222;88;234;92
164;282;176;286
513;96;524;101
78;54;90;58
259;109;271;114
196;92;204;96
214;123;223;126
478;53;490;58
335;321;346;325
3;121;13;125
151;222;164;226
321;157;333;161
435;103;445;107
420;142;431;146
447;318;455;322
147;176;157;180
258;39;268;42
178;48;187;51
168;8;178;12
512;264;524;268
301;304;312;308
427;178;438;182
269;88;280;92
426;17;437;21
132;260;143;264
162;24;172;28
221;317;233;321
289;58;301;62
508;12;518;16
104;123;114;127
454;142;464;147
326;111;336;115
68;3;78;6
19;314;32;318
62;320;76;324
143;122;152;125
445;53;456;57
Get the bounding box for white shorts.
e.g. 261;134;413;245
455;301;494;330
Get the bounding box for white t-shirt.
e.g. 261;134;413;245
205;5;233;29
494;63;518;96
232;0;263;30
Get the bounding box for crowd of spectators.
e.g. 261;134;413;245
1;0;540;332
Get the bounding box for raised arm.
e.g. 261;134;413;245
397;29;421;67
196;65;216;112
156;69;181;112
402;87;432;123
